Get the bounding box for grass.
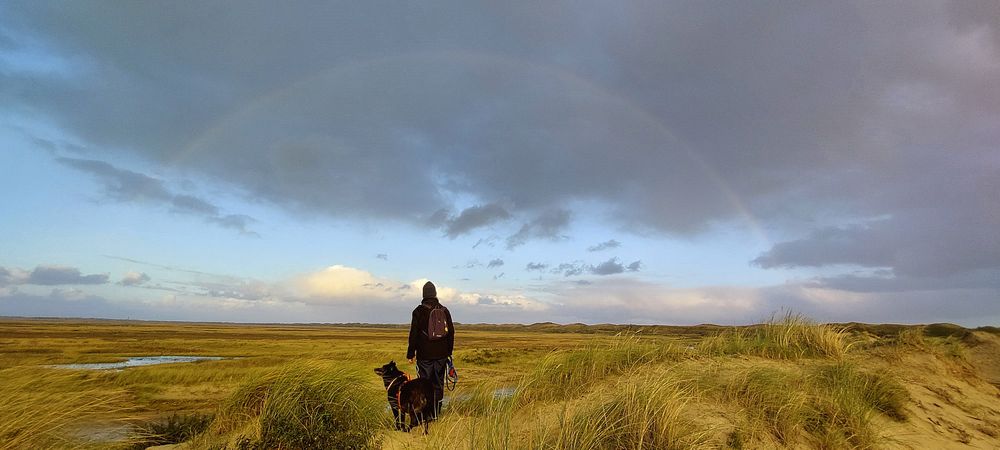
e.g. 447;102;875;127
550;375;708;450
0;367;132;450
128;412;214;449
694;361;909;449
5;314;998;449
521;333;684;402
189;360;387;450
701;312;852;359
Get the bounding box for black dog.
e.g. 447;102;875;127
374;361;435;433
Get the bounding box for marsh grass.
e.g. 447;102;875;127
0;368;132;450
190;360;387;450
0;318;932;449
701;312;851;359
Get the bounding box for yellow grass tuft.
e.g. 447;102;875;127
189;360;387;450
701;312;851;359
521;333;684;402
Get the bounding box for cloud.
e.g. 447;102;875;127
443;203;511;238
0;265;109;286
534;258;642;277
1;2;998;295
506;209;571;249
57;157;258;235
288;265;548;317
589;258;625;275
805;269;1000;293
755;208;1000;277
472;236;499;249
553;262;587;277
0;267;20;286
292;265;397;303
2;264;998;326
526;262;548;271
487;258;504;269
120;271;150;286
590;258;644;276
453;260;482;269
587;239;621;252
540;277;1000;326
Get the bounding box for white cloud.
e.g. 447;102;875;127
120;271;151;286
287;264;548;314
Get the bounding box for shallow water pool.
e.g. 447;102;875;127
49;355;224;370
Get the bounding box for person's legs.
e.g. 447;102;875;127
430;358;446;418
416;359;433;380
417;358;447;418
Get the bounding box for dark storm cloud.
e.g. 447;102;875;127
805;269;1000;294
25;265;108;285
1;1;998;293
58;157;172;202
587;240;621;252
487;258;504;269
443;203;511;238
57;157;258;235
506;209;571;249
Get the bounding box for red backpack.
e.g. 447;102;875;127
426;305;449;340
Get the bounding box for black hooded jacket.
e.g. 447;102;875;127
406;297;454;360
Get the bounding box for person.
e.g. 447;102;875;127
406;281;454;419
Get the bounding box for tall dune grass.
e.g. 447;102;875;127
702;361;908;448
701;312;851;359
432;374;708;450
189;360;387;450
521;333;684;402
550;376;708;450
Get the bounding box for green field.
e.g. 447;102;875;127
1;315;999;449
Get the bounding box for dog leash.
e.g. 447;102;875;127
446;356;458;391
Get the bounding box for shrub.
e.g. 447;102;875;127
128;413;213;449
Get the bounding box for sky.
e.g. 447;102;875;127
1;1;998;326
